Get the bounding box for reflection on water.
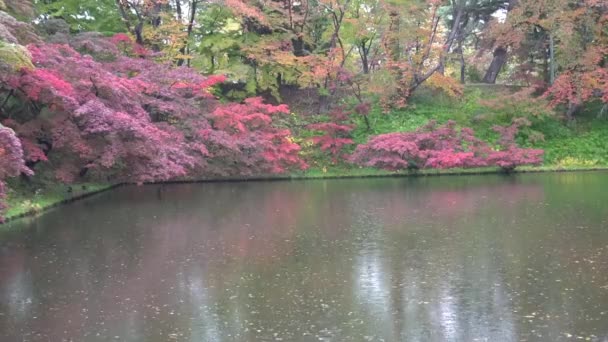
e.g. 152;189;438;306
1;173;608;341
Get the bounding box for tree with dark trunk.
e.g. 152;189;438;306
482;46;508;83
482;0;519;83
177;0;198;66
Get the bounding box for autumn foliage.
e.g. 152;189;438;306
0;33;308;218
350;120;543;172
0;124;30;221
202;97;307;174
307;106;354;161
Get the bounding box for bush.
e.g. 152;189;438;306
0;124;31;221
350;120;543;172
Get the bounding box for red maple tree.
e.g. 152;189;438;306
350;120;543;172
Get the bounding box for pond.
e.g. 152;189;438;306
1;172;608;341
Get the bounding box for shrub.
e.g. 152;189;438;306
0;124;31;221
306;107;355;162
201;97;307;175
350;120;543;172
2;36;306;185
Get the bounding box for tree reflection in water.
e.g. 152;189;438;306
1;173;607;341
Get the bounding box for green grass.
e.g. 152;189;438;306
4;164;608;225
4;182;115;223
293;164;608;179
345;87;608;169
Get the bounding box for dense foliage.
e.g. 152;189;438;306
0;31;306;219
307;106;355;161
0;124;30;220
350;120;543;172
204;97;307;174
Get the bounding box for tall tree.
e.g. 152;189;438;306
35;0;123;33
481;0;518;83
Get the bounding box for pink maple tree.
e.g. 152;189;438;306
6;42;204;183
307;106;355;161
0;124;31;221
487;121;545;172
2;34;305;190
350;120;543;172
201;97;307;175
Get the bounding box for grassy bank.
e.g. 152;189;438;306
4;182;117;224
3;164;608;225
292;165;608;179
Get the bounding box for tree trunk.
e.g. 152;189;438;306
115;0;144;44
175;0;183;21
361;54;369;74
597;104;607;119
549;34;556;85
134;22;144;45
388;9;400;61
437;62;445;75
363;114;371;131
482;47;507;83
151;9;162;28
177;0;197;66
459;47;466;84
0;89;13;113
292;35;309;57
566;101;580;121
359;41;370;74
481;0;519;83
187;1;197;37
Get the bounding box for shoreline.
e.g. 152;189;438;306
3;165;608;225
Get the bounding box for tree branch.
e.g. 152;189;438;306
0;89;14;112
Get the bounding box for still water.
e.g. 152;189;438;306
1;173;608;341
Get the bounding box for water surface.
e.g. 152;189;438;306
1;173;608;341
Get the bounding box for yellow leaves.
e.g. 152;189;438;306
317;0;346;9
141;14;189;62
224;19;241;32
174;54;193;60
425;73;463;98
556;157;599;168
245;46;303;70
242;39;344;89
224;0;267;25
0;41;34;72
139;0;170;11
